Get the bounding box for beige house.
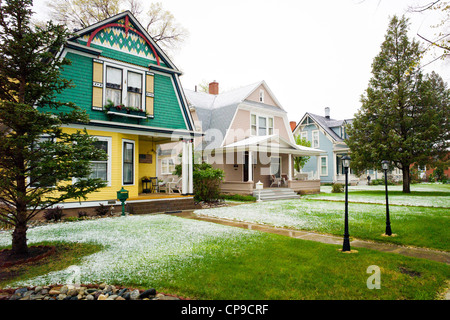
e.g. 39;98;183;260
158;81;324;197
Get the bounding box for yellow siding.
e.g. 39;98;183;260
138;139;157;193
54;128;156;202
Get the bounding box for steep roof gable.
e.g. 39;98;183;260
68;11;177;70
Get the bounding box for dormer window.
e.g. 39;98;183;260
259;89;264;103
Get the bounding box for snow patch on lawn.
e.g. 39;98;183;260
0;214;260;288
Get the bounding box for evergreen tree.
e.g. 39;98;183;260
346;15;450;193
0;0;107;255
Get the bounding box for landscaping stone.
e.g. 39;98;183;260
2;283;183;301
139;288;156;299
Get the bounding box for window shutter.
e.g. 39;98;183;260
145;72;154;117
92;59;104;110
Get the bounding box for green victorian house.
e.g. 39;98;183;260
48;11;198;214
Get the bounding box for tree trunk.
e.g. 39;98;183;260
402;165;411;193
11;220;28;256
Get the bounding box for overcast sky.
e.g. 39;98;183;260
32;0;450;123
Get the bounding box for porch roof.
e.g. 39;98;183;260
213;135;325;156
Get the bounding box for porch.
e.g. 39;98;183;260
210;135;325;196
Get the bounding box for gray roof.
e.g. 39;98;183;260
306;113;353;142
184;81;285;150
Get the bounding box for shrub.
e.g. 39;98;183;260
331;183;344;193
43;206;65;221
78;211;88;219
221;194;256;202
175;161;224;203
94;203;110;216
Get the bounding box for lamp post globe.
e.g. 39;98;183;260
341;155;351;252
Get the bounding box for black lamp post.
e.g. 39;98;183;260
381;160;392;236
342;155;351;252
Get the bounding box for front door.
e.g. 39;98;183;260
243;151;252;182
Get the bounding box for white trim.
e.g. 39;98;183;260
61;122;195;138
91;136;112;187
300;131;308;141
103;61;145;111
312;130;320;149
122;139;136;186
320;156;328;177
250;112;274;137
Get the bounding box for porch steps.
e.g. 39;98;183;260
252;188;300;201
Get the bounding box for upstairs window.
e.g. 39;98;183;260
127;71;142;109
312;130;320;148
268;117;274;135
251;114;274;136
259;89;265;103
258;116;267;136
251;114;257;135
106;66;122;105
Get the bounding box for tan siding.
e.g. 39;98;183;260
274;116;290;141
246;84;279;108
223;109;251;146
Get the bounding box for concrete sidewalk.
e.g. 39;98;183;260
171;211;450;265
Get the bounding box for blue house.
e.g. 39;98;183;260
292;108;357;184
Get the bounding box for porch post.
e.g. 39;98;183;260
316;155;321;180
182;140;188;195
248;150;253;182
188;140;193;194
288;154;293;180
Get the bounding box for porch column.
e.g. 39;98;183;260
248;150;253;182
182;140;188;195
288;154;293;180
316;155;321;180
187;140;193;194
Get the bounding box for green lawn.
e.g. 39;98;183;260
205;184;450;251
303;183;450;208
0;215;448;300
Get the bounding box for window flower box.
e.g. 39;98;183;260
104;102;148;119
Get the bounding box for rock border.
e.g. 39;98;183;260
0;283;189;301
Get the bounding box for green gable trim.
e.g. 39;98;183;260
77;40;167;68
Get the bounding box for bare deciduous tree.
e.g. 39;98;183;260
47;0;188;52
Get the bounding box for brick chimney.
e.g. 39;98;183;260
290;121;297;132
208;81;219;95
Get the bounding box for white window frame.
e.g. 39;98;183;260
122;139;136;186
259;89;265;103
320;156;328;176
300;131;308;141
90;136;112;187
72;136;112;187
161;158;175;175
312;130;320;148
103;60;145;111
250;113;274;137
